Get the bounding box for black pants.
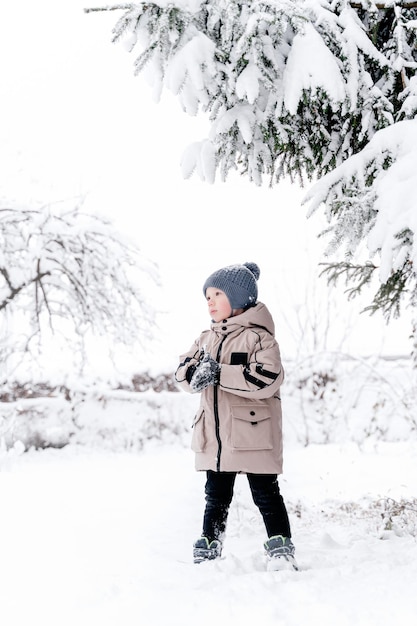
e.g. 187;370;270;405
202;470;291;543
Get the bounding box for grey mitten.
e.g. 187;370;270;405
190;352;221;392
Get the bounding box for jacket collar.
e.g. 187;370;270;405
210;302;275;336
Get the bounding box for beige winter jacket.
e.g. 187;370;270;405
175;302;284;474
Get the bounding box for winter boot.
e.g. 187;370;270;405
193;537;222;564
264;535;298;571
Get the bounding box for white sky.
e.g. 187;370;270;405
0;1;412;375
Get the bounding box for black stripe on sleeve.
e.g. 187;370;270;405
255;364;280;381
243;367;268;389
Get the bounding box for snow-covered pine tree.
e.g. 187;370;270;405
86;1;417;329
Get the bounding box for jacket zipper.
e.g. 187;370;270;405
214;337;226;472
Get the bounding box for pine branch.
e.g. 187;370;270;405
83;1;417;328
320;259;415;321
350;1;417;7
84;4;134;13
363;261;414;320
83;1;417;12
319;262;377;298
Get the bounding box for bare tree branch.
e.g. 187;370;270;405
0;268;51;312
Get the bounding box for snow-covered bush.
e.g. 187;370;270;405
283;354;417;445
0;377;199;453
295;495;417;539
0;397;74;451
1;357;416;453
71;388;198;451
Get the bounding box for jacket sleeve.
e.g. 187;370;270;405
174;339;201;393
219;329;284;400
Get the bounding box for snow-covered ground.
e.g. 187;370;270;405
1;3;417;623
1;434;416;626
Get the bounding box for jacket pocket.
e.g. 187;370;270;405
191;407;206;452
231;405;273;450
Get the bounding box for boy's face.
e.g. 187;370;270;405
205;287;232;322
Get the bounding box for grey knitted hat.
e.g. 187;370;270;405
203;262;260;310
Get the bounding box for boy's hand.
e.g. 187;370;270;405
190;353;221;392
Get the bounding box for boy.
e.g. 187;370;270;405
175;262;296;570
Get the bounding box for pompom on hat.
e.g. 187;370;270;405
203;262;260;310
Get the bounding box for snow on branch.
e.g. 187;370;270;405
305;119;417;318
86;1;417;327
85;0;417;185
84;4;135;12
350;1;417;8
0;204;159;375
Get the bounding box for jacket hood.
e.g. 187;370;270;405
211;302;275;337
